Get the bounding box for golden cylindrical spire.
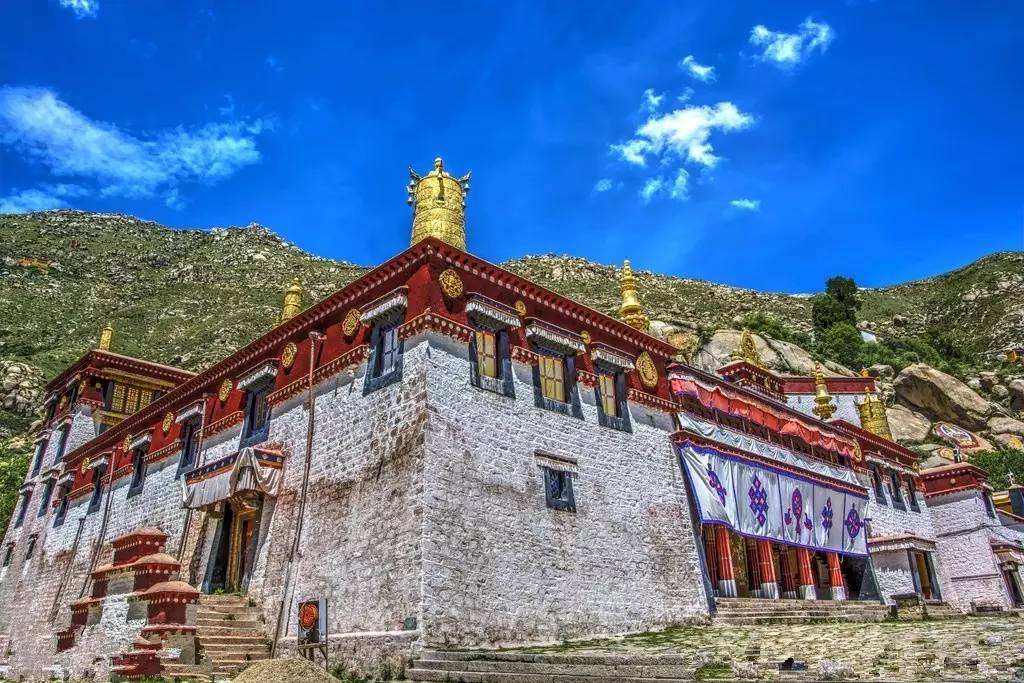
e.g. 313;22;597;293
408;157;471;250
618;260;650;332
280;279;304;323
98;323;114;351
857;389;893;440
812;363;837;420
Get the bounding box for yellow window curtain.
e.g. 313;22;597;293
475;330;497;379
539;355;565;403
599;373;618;417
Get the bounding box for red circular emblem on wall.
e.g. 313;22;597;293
298;602;319;630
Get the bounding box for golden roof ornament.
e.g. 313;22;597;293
731;329;764;368
408;157;471;251
857;388;893;440
617;260;650;332
279;279;304;323
812;363;837;420
98;323;114;351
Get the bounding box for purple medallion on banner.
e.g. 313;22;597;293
748;475;769;527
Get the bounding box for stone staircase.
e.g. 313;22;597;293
160;594;271;681
406;650;708;682
713;597;890;625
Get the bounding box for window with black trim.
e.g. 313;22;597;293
13;491;31;528
595;369;631;433
906;475;920;512
240;381;272;448
889;470;906;510
364;317;404;394
53;426;69;464
24;535;36;561
53;483;71;527
37;479;54;518
870;465;887;505
86;465;106;514
127;445;148;497
470;327;514;398
2;544;12;567
30;438;48;477
543;467;576;512
532;349;583;419
176;419;200;477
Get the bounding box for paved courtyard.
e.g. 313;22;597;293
507;615;1024;680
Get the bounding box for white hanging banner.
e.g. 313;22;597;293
679;442;868;556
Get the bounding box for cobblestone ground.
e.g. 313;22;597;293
512;615;1024;680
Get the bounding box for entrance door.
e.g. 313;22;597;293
204;494;262;594
1002;565;1024;607
911;551;934;599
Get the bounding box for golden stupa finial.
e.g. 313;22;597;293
731;329;764;368
857;387;893;440
860;367;871;378
618;260;650;332
408;157;471;251
280;279;304;323
98;323;114;351
812;363;837;420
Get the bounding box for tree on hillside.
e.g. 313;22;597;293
970;449;1024;491
812;276;861;333
815;322;864;370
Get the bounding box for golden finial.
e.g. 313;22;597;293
618;260;650;332
860;367;871;378
408;157;471;250
857;387;893;440
280;279;304;323
812;363;837;420
731;329;764;368
98;323;114;351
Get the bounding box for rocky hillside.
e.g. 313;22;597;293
0;210;1021;440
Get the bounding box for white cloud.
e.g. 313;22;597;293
640;88;664;113
680;55;716;83
0;86;265;208
639;177;664;203
593;178;614;193
749;18;834;68
265;55;284;73
669;169;689;201
0;184;87;214
59;0;98;19
730;198;761;211
615;102;754;169
676;87;695;104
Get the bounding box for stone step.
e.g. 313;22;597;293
195;617;263;628
714;615;886;626
201;644;271;656
198;632;270;644
414;658;697;678
406;667;695;682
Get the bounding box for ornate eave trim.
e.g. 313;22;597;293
466;296;521;329
267;345;371;407
525;321;585;354
628;387;676;413
129;432;152;451
203;411;244;439
41;465;62;480
58;470;75;485
237;361;278;391
865;455;916;477
590;345;635;371
175;402;204;424
19;481;35;493
89;452;112;470
146;439;182;465
360;289;408;324
399;311;474;344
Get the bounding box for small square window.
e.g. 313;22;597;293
543;467;576;513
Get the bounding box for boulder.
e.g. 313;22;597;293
993;433;1024;451
1010;378;1024;412
693;329;854;376
867;364;895;380
968;377;983;392
992;384;1010;400
979;371;1000;391
894;363;996;431
988;416;1024;436
0;360;43;417
887;404;933;444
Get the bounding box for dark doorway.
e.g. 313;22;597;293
205;502;234;593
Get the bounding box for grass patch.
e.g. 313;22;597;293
694;663;733;680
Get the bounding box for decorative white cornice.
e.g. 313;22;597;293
175;402;204;424
865;455;916;477
590;346;635;371
129;432;153;451
466;297;521;329
89;452;112;470
361;291;408;324
525;322;584;354
237;361;278;391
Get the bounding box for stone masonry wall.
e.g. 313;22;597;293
419;332;709;649
929;491;1012;612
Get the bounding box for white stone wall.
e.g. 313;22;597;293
929;490;1012;611
418;332;709;648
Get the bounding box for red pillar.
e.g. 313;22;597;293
795;547;817;600
827;552;847;601
757;540;779;599
779;547;797;598
714;526;737;597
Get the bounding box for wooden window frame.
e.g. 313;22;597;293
240;381;273;448
13;491;31;528
531;346;583;419
127;446;148;498
594;365;632;433
543;466;576;513
469;325;515;398
176;419;200;478
86;465;106;514
36;479;54;518
52;483;71;527
889;469;906;510
363;314;404;395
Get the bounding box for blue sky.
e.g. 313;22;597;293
1;1;1021;292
